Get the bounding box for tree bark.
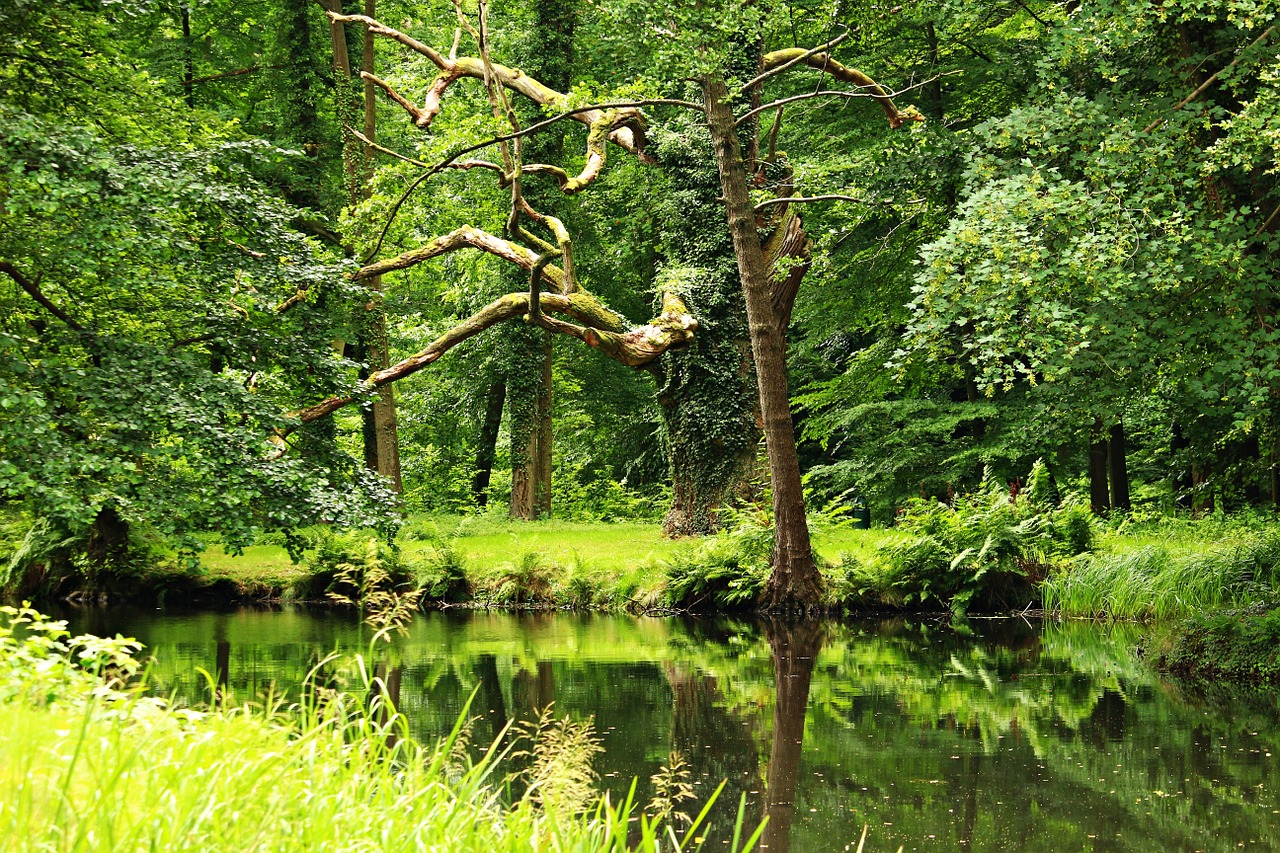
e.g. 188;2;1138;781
472;378;506;506
1089;420;1110;515
701;75;819;609
1107;421;1131;513
533;335;553;516
359;0;403;492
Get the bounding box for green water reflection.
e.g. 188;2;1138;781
61;607;1280;852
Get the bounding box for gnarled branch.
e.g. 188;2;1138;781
755;48;926;128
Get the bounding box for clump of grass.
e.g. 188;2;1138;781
1043;528;1280;620
0;606;763;852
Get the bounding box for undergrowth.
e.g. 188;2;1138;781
874;462;1096;614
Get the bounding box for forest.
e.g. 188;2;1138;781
1;0;1279;610
4;3;1280;849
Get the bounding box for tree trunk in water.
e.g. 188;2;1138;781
760;620;824;853
472;379;506;507
1089;421;1110;516
701;75;819;609
1107;422;1131;513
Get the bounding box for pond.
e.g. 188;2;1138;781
60;606;1280;852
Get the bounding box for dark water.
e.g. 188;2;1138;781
60;606;1280;852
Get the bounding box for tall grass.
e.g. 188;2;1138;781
0;606;762;853
1043;528;1280;620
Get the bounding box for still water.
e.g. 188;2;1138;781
61;606;1280;852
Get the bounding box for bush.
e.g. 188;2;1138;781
663;508;772;610
1157;605;1280;682
879;462;1097;614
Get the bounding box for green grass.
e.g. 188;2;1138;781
194;514;901;609
1043;523;1280;620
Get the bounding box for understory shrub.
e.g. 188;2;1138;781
878;462;1097;614
663;508;773;610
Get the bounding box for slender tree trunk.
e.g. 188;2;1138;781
533;336;553;516
1107;422;1131;512
359;0;402;491
1271;435;1279;507
1088;420;1110;516
701;75;819;609
472;379;506;506
180;4;195;109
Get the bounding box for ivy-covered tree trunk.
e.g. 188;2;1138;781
702;74;820;609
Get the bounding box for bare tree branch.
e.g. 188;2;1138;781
753;47;927;128
741;33;850;92
1143;26;1275;133
0;262;89;333
754;194;927;211
285;287;696;429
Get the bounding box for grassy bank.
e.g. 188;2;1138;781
0;606;758;852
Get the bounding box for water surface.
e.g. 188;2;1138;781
63;606;1280;852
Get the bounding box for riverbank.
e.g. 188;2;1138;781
8;507;1280;623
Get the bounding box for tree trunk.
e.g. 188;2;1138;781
701;75;819;609
472;378;506;506
1089;420;1110;516
533;336;553;516
507;329;553;519
1272;435;1279;507
86;505;130;574
180;4;195;109
1107;421;1131;513
360;0;402;492
320;0;402;491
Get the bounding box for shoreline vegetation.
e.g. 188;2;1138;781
7;503;1280;620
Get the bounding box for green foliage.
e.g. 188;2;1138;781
0;604;143;707
879;463;1097;614
305;532;420;630
663;508;773;609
